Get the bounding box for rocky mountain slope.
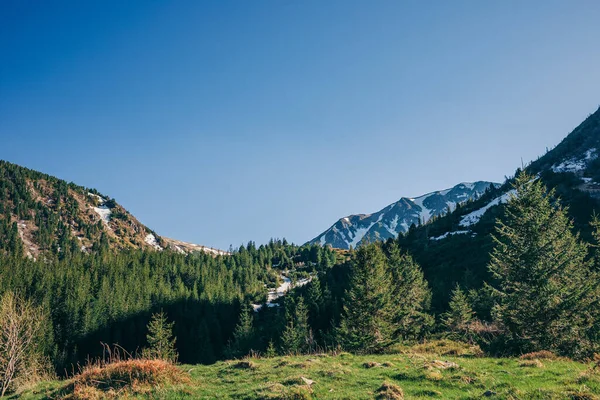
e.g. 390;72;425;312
309;181;498;249
0;160;223;259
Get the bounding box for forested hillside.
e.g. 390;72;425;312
2;110;600;398
392;106;600;313
0;238;338;371
0;160;223;259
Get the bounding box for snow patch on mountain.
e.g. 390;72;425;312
551;148;597;173
430;230;472;240
93;205;111;224
459;189;517;227
253;274;312;312
310;181;499;249
88;193;112;225
145;233;163;251
411;194;432;222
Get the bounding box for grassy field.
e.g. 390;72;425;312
12;341;600;399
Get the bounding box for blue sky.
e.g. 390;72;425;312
1;1;599;249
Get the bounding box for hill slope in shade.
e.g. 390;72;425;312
309;181;499;249
0;160;223;259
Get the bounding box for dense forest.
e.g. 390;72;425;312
2;109;600;396
2;168;600;383
0;238;339;370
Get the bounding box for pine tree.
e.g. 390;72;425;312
306;277;323;324
488;172;599;357
442;284;474;339
266;340;277;357
226;304;254;358
280;297;311;354
295;297;312;352
281;316;300;355
143;311;177;362
386;244;433;339
337;244;394;353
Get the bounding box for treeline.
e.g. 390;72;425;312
0;239;338;371
229;173;600;360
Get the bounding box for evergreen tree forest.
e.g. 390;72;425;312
2;155;600;382
0;238;338;372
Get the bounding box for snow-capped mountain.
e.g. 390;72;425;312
309;181;499;249
424;106;600;242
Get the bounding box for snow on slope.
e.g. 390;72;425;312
430;230;471;240
145;233;163;251
162;237;230;256
551;148;597;173
459;189;517;227
89;193;112;225
310;181;499;249
252;274;312;312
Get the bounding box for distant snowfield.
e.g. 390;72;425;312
93;205;111;224
145;233;163;251
551;148;597;173
312;181;498;249
252;274;312;312
430;230;471;240
459;190;517;227
88;193;112;225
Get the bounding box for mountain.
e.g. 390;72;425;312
391;106;600;311
309;181;499;249
428;106;600;241
0;160;223;259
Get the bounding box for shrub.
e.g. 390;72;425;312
0;292;53;396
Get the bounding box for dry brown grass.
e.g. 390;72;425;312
362;361;382;368
519;350;557;360
231;360;257;370
519;359;544;368
403;339;483;357
375;381;404;399
68;358;188;399
258;382;313;400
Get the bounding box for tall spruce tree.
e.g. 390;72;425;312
281;297;311;354
488;173;599;357
386;244;433;339
226;303;255;358
337;244;394;353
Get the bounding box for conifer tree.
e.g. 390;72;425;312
143;311;177;362
281;316;300;355
306;277;323;324
226;304;254;358
442;284;474;339
281;297;311;354
386;244;433;339
266;340;277;357
488;173;599;357
337;244;394;352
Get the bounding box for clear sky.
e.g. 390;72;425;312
1;1;599;249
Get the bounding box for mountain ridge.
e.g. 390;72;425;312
309;180;499;249
0;159;224;259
